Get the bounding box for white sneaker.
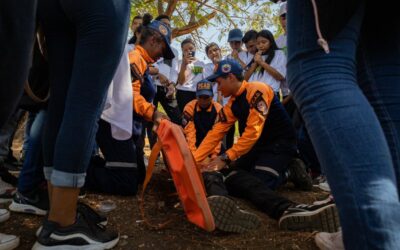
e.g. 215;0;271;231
0;233;19;250
313;195;334;205
0;210;10;223
315;230;344;250
318;181;331;192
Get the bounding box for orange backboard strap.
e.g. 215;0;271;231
139;140;172;229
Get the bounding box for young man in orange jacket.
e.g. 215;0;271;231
194;59;339;233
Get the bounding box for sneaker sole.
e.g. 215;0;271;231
0;197;13;204
0;210;10;223
0;236;19;250
207;196;261;233
279;204;340;233
32;236;119;250
9;201;47;216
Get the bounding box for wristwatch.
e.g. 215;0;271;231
219;153;231;165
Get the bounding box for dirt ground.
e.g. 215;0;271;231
1;120;331;249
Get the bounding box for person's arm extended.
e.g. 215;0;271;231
194;107;236;163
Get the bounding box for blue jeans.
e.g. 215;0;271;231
18;110;46;194
22;112;36;156
0;0;36;128
38;0;130;188
287;1;400;249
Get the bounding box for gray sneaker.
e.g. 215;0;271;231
207;195;261;233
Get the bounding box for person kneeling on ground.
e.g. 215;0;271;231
183;80;261;233
193;60;340;233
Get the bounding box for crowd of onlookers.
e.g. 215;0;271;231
1;0;399;249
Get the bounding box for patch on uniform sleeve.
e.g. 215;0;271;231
215;109;227;124
251;90;268;116
182;111;192;127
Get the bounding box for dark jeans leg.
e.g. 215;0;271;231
0;109;24;159
0;0;37;128
202;172;229;197
86;119;138;195
22;112;36;156
224;168;293;220
287;1;400;248
38;0;130;187
18;110;46;194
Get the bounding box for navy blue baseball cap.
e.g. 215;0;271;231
227;28;243;42
147;20;175;60
206;59;243;82
196;80;214;97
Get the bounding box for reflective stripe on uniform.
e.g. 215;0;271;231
254;165;279;177
105;162;138;168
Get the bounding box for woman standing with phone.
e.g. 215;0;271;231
176;38;206;112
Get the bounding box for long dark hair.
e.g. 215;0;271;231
250;29;280;76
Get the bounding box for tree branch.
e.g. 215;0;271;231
165;0;179;16
190;0;236;26
157;0;164;14
172;11;217;38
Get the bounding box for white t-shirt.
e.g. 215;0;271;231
225;51;254;68
204;63;219;102
153;47;179;86
249;50;286;92
176;59;206;92
275;34;290;96
276;34;287;54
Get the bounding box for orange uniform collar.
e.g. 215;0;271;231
136;45;154;64
233;80;248;97
196;100;214;112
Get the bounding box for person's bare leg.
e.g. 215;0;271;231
48;186;79;227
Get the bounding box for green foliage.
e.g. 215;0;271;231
130;0;283;43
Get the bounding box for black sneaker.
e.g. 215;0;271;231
35;203;108;237
9;190;49;216
32;213;119;249
78;202;108;227
287;158;313;191
207;195;261;233
278;202;340;233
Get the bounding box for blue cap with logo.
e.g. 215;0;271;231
196;80;214;97
147;20;175;60
227;28;243;42
206;59;243;82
